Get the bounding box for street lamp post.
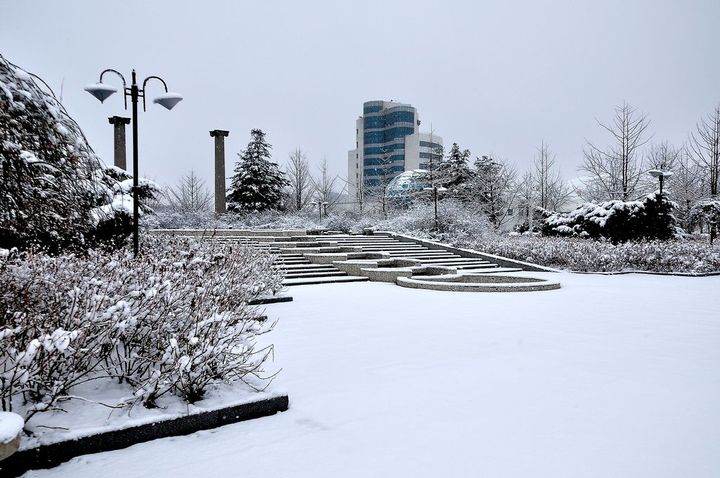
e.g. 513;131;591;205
648;169;674;196
85;69;182;256
310;201;327;220
423;185;447;231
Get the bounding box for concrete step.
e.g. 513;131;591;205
419;258;491;264
282;275;370;286
424;262;497;268
463;267;524;273
387;251;455;258
277;263;337;270
284;271;349;279
355;245;426;251
278;268;338;275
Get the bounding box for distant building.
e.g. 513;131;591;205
348;100;442;205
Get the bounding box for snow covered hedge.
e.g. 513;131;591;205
148;200;497;241
0;54;156;252
0;236;283;423
539;192;676;242
462;235;720;273
372;199;496;243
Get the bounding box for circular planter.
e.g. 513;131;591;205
397;273;561;292
0;412;24;462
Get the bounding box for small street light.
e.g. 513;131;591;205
423;185;447;231
85;69;182;256
648;169;674;196
310;201;328;220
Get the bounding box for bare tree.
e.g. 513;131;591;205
646;141;680;171
639;141;681;196
690;105;720;241
311;158;343;216
285;148;313;211
470;155;518;227
533;141;573;211
165;171;212;213
579;102;651;201
516;170;535;229
361;148;397;218
690;104;720;198
673;147;704;230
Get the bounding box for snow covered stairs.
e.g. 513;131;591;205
316;234;521;273
273;249;369;286
152;230;525;285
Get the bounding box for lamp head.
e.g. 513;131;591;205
153;92;183;110
84;83;118;103
648;169;673;178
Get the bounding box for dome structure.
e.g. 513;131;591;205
386;169;432;205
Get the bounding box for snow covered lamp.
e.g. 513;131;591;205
153;92;183;110
648;169;674;195
85;67;183;257
84;82;118;103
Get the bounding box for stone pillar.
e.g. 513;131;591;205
108;116;131;170
210;130;230;214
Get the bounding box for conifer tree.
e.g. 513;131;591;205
437;142;473;188
227;129;288;212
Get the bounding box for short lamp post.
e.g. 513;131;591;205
85;69;183;256
648;169;674;196
310;201;329;220
423;185;447;231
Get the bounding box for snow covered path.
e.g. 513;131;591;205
24;273;720;477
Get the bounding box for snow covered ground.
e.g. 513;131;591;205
23;272;720;478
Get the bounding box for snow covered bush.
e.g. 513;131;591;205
0;54;155;252
462;235;720;273
540;192;676;242
0;236;283;421
690;199;720;245
373;199;497;243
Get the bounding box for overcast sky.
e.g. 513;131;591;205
3;0;719;189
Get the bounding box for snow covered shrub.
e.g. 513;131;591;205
540;192;676;242
690;199;720;244
463;235;720;273
145;210;228;230
321;210;363;233
0;54;154;252
0;236;283;420
374;199;497;243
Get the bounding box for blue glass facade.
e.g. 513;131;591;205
420;140;442;149
362;101;417;184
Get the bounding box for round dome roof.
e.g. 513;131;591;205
386;169;432;197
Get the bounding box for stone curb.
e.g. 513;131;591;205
570;270;720;277
248;295;293;305
1;395;289;477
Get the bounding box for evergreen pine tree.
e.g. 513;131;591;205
227;129;288;212
436;142;473;188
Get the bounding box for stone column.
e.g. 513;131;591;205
210;130;230;214
108;116;131;170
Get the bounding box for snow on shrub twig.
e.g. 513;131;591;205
0;236;284;421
